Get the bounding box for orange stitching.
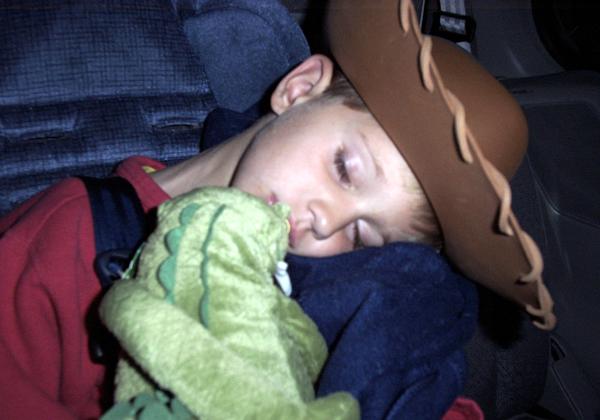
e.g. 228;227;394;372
400;0;411;33
420;36;435;92
481;159;514;235
399;0;555;329
445;91;474;163
517;229;544;282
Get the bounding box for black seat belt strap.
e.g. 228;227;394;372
81;176;148;289
80;175;148;364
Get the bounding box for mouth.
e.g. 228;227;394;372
267;193;278;206
266;193;296;248
287;216;297;248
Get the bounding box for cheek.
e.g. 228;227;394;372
229;163;257;192
231;147;279;189
241;148;293;183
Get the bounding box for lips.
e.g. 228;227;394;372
266;193;297;248
267;193;278;206
287;216;297;248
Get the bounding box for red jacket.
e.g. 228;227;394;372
0;156;482;419
0;157;169;419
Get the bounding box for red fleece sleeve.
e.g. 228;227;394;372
443;397;484;420
0;179;105;419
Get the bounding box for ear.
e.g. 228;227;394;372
270;54;334;115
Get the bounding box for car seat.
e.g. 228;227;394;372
501;71;600;419
0;0;309;216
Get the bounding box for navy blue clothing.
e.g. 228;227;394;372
288;245;477;419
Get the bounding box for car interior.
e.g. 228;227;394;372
1;0;598;419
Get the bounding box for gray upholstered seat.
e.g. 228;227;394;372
0;0;309;216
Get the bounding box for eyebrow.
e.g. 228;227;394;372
358;130;384;180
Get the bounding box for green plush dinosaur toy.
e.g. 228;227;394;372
99;187;359;420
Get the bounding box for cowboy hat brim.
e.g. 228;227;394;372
327;0;555;329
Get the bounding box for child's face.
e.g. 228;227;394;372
231;99;425;257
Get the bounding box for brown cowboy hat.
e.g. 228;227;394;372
326;0;556;330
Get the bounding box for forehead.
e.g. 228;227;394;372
324;102;404;162
298;99;385;140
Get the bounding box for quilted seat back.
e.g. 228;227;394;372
0;0;309;215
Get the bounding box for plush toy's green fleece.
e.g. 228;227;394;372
99;187;359;420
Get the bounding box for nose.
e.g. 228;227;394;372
307;198;357;240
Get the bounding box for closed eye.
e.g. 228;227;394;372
335;147;351;184
353;222;364;249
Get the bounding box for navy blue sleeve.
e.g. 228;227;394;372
288;243;478;420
